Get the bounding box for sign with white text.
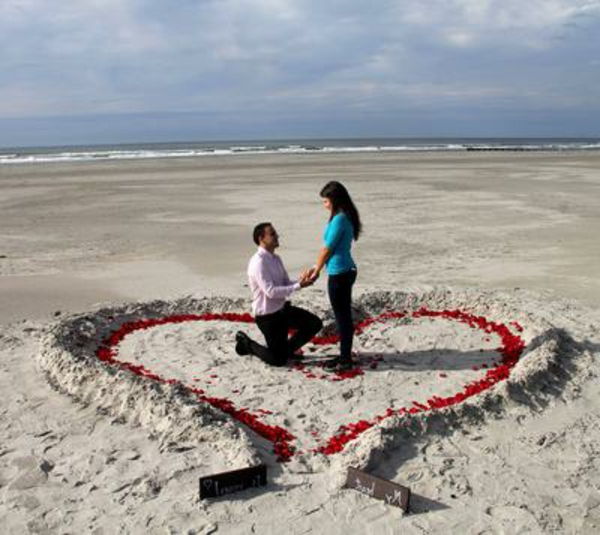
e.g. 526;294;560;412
199;465;267;499
345;467;410;513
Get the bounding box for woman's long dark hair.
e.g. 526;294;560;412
320;181;362;240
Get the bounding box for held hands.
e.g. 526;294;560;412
298;267;319;288
298;266;320;288
298;269;313;288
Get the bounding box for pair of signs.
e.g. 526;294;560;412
199;465;410;513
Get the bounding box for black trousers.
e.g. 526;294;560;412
248;302;323;367
328;269;357;361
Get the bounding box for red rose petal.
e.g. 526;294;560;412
95;307;525;461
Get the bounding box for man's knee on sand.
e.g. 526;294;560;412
310;314;323;335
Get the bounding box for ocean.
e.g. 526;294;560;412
1;137;599;165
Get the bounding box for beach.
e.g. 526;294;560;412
2;151;600;533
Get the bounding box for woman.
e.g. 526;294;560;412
311;181;362;371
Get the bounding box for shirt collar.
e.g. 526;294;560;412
257;246;276;258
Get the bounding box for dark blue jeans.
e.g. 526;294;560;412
327;269;357;361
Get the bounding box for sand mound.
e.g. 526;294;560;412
37;288;593;474
37;296;260;470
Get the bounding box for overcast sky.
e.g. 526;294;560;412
1;0;600;146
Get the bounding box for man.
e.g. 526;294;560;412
235;222;322;367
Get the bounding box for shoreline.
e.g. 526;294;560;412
1;146;599;171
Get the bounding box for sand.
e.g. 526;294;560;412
2;151;600;534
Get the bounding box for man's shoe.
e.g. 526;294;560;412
235;331;250;356
336;359;354;371
290;348;305;361
323;356;353;371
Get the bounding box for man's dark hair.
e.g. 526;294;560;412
253;222;272;245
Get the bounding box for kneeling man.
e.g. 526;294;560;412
235;222;322;366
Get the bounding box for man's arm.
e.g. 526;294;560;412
252;258;302;300
281;259;294;287
280;257;315;289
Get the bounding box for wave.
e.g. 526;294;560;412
2;140;599;165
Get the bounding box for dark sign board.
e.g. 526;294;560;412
199;465;267;499
345;467;411;513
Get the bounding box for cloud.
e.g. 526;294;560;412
0;0;599;140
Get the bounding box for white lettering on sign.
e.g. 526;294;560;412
354;477;375;497
219;483;245;496
384;489;405;505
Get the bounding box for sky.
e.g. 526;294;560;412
1;0;600;146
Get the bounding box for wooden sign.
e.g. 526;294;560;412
345;467;411;513
199;465;267;499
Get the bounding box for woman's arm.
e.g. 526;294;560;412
311;246;331;280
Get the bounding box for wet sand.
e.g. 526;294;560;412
1;151;599;323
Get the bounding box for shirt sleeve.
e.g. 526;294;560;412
281;259;295;287
324;214;345;251
253;258;300;299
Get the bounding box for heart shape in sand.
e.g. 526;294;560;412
95;308;525;461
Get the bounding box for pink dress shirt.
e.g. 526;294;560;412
247;247;300;316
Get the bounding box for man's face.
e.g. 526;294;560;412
260;225;279;250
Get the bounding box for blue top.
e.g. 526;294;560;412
323;212;356;275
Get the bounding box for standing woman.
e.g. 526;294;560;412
311;181;362;371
